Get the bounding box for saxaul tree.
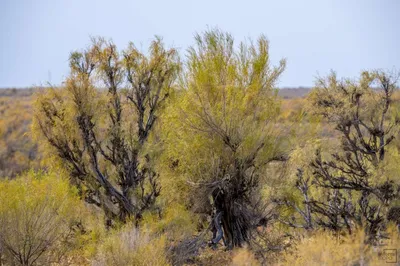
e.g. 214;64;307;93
279;70;400;242
164;29;287;248
33;37;180;224
311;71;400;239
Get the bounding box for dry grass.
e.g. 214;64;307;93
277;227;400;266
92;225;169;266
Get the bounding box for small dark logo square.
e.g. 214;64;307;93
381;249;397;263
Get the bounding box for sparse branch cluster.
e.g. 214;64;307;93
34;37;179;224
277;71;400;242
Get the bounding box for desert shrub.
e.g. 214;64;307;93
33;37;179;225
0;171;83;265
162;28;287;249
92;225;169;266
277;71;400;243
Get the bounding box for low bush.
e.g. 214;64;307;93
0;171;83;265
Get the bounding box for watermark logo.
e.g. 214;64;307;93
381;249;397;263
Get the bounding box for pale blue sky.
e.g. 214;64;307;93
0;0;399;87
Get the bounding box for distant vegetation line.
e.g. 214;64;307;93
0;87;312;98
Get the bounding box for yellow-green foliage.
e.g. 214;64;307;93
32;85;105;173
141;203;197;241
92;225;169;266
161;29;287;204
0;171;83;265
279;227;400;266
